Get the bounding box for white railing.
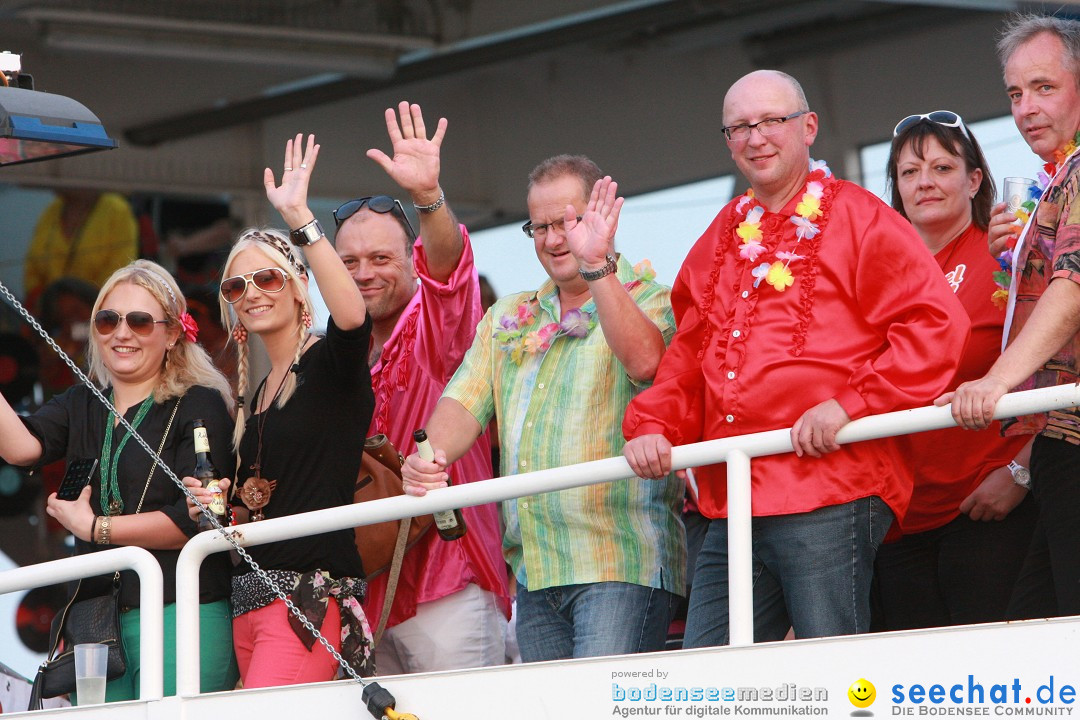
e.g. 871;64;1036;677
165;383;1080;695
0;546;164;701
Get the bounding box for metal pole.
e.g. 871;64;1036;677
726;449;753;647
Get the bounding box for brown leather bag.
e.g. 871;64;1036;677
354;434;434;580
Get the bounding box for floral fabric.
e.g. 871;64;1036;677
232;569;373;677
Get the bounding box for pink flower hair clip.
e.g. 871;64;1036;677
180;312;199;343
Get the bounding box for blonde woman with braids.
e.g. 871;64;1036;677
187;134;374;687
0;259;239;701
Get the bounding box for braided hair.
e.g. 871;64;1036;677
219;228;316;451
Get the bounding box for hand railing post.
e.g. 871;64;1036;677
725;449;753;647
0;546;163;700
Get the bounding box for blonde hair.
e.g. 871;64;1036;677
88;259;234;409
219;228;315;451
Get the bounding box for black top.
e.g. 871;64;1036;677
22;384;236;607
235;316;374;579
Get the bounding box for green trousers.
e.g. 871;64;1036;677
99;600;238;702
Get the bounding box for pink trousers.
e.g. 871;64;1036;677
233;598;342;688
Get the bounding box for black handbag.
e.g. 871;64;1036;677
28;573;127;709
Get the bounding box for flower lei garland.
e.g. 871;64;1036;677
497;259;656;364
694;158;840;362
734;158;832;293
997;131;1080;308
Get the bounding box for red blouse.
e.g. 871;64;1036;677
896;224;1029;534
624;178;969;520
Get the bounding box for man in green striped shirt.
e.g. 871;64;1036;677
402;154;685;662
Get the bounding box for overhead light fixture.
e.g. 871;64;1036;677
21;9;430;79
0;52;117;167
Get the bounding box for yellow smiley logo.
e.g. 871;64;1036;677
848;678;876;708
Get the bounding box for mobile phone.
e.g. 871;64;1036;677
55;458;98;501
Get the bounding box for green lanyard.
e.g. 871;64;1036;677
99;393;155;516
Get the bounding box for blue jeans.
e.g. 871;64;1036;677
516;581;677;662
684;496;892;647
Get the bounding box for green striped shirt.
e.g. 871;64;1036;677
444;256;685;594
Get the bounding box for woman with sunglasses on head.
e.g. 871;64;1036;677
872;111;1037;630
187;134;375;687
0;259;238;701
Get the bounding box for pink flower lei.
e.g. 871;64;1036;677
495;260;656;364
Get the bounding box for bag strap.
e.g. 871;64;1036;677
134;396;182;514
375;516;411;644
28;664;45;711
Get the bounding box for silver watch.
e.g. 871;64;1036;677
579;254;617;282
289;218;325;247
1008;461;1031;490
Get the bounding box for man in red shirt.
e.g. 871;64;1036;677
334;102;509;672
622;70;968;645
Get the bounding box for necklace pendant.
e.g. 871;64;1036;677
108;500;121;515
240;476;276;520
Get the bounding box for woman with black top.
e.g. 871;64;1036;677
0;259;238;700
187;134;375;687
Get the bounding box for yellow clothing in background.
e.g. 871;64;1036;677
24;193;138;301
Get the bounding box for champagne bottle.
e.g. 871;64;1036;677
414;428;467;541
193;419;227;531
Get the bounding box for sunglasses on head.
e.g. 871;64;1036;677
332;195;416;239
220;267;290;304
94;310;169;336
893;110;970;141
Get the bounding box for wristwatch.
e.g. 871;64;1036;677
289;218;325;247
1007;460;1031;490
579;254;617;282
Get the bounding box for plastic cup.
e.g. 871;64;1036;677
74;643;108;705
1003;177;1036;212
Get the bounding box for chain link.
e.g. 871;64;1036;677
0;279;366;686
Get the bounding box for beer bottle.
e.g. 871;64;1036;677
414;428;466;541
193;419;227;531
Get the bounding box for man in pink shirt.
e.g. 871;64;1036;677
334;102;510;673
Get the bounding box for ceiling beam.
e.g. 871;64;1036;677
122;0;751;146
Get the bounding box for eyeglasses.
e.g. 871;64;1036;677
220;267;290;304
893;110;970;140
521;216;583;239
94;310;169;336
332;195;416;239
721;110;809;141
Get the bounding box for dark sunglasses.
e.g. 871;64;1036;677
332;195;416;240
220;267;290;304
94;310;169;336
893;110;970;141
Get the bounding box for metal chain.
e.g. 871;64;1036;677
0;279;366;685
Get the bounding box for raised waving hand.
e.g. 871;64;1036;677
367;101;447;202
565;176;623;271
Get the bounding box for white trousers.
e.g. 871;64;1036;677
375;583;507;675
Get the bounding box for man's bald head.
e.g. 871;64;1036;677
722;69;817;210
723;70;809;126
